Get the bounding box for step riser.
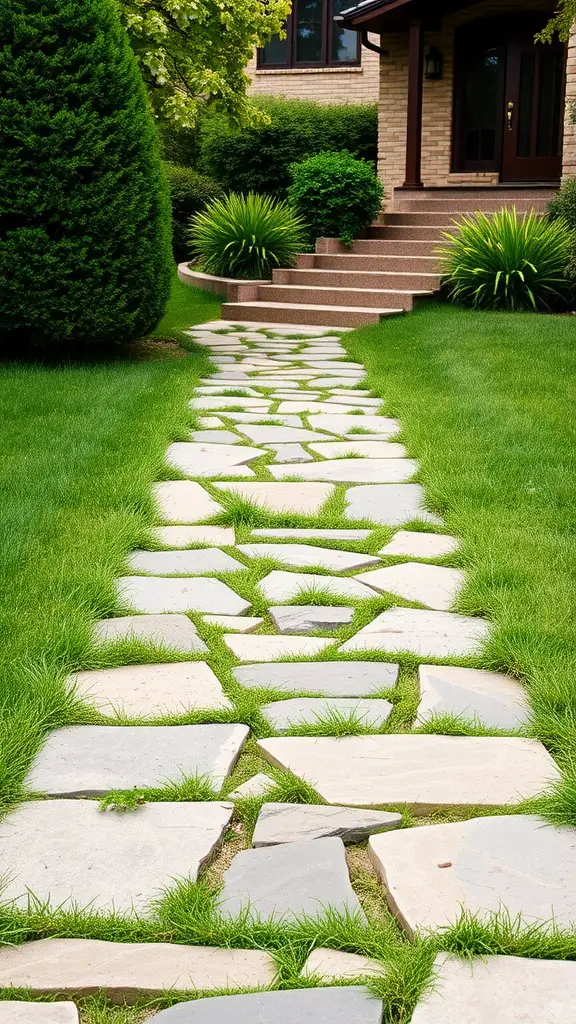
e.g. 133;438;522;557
368;226;449;240
258;285;419;311
352;239;439;256
308;253;441;273
393;199;551;213
221;302;396;327
382;209;549;225
394;187;557;200
274;268;441;291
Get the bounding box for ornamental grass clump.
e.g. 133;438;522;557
189;192;306;279
438;208;574;312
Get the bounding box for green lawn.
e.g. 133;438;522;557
0;273;218;808
347;302;576;825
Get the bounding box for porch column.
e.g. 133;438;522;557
403;20;424;188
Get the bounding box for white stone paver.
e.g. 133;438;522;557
308;414;400;436
238;542;380;571
253;804;401;847
235;425;328;443
258;570;376;603
270;458;418;483
264;442;314;462
127;548;245;575
189;397;272;411
308;441;407;459
355;562;465;610
223;634;333;661
153;481;222;523
214;481;334;513
340;606;490;657
72;661;232;718
203;615;264;632
345;483;442;525
261;696;393;732
301;948;384;982
228;773;275;799
166;442;263;476
93;614;207;653
0;1005;78;1023
251;527;371;540
150;525;235;547
117;576;251;615
379;529;459;558
233;661;399;695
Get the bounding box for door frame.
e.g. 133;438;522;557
501;35;566;181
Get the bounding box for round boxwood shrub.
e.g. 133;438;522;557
438;208;574;311
165;164;223;261
189;192;306;280
287;150;384;246
548;178;576;229
0;0;173;351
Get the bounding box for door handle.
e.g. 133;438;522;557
507;101;514;131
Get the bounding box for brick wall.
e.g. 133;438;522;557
246;36;380;104
563;23;576;180
377;0;560;206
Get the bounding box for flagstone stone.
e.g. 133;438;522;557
264;442;314;462
127;548;244;576
301;948;384;982
258;570;375;603
324;395;382;407
269;605;354;634
380;530;459;558
153;482;222;523
217;837;364;922
270;458;418;484
0;938;277;1003
277;400;359;415
190;397;271;411
0;1005;79;1023
203;615;264;632
0;799;235;914
72;661;231;719
309;414;400;437
27;724;249;795
214;482;334;514
308;377;366;387
151;525;235;547
196;386;263;397
261;696;393;732
236;425;327;443
233;661;398;696
223;635;333;661
411;953;576;1023
339;606;490;657
220;412;303;426
166;442;263;476
189;430;243;445
198;416;226;426
228;379;300;389
308;441;407;459
272;392;320;400
238;543;380;571
330;388;371;395
117;576;250;615
417;664;531;728
346;483;442;525
302;361;365;370
356;562;464;611
228;773;275;799
251;527;371;540
153;987;381;1023
369;814;576;936
93;613;207;653
258;735;558;808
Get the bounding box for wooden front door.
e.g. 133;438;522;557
501;38;565;181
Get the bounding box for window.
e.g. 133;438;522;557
258;0;360;68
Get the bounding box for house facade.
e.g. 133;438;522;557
336;0;575;204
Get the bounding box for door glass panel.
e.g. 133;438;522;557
295;0;323;63
463;47;501;164
537;49;563;157
332;0;358;62
517;53;535;158
260;30;289;66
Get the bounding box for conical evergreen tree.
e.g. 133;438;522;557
0;0;172;350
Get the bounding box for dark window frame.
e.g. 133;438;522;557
257;2;361;70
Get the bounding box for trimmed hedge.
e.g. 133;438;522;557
548;180;576;293
0;0;173;351
199;98;377;195
288;150;384;245
166;164;223;260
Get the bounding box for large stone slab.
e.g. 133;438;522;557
127;549;244;575
0;800;234;914
262;697;393;732
203;615;263;632
345;484;442;525
93;613;207;653
356;563;465;611
253;803;401;847
257;735;558;809
369;815;576;936
339;606;490;657
265;442;314;463
412;953;576;1023
214;482;334;514
251;528;371;540
309;441;407;459
309;377;366;388
233;661;398;696
324;395;382;408
235;425;327;443
379;529;459;558
189;397;271;411
153;482;222;524
277;400;361;415
223;635;333;661
0;938;276;1002
196;386;263;397
217;837;364;922
190;430;243;444
151;525;235;547
0;1006;78;1023
258;570;375;603
116;576;250;615
270;459;418;484
72;661;232;719
27;724;249;795
418;665;531;728
166;442;263;477
301;949;384;982
269;605;354;634
153;987;381;1023
238;543;379;572
308;414;399;437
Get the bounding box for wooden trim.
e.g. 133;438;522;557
403;20;424;187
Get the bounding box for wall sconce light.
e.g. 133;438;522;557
425;46;443;80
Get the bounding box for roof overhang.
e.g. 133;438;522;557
337;0;487;32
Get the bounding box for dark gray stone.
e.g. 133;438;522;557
233;661;398;697
153;987;382;1023
253;803;402;846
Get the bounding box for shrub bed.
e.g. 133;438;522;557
288;150;383;246
166;164;222;260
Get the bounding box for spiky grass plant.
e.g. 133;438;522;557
438;208;574;311
189;192;307;280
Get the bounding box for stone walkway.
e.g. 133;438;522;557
2;321;573;1022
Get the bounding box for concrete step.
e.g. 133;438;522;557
273;267;442;291
368;225;450;240
221;301;405;328
394;186;558;200
302;252;440;273
352;238;439;256
392;197;552;213
257;283;432;311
